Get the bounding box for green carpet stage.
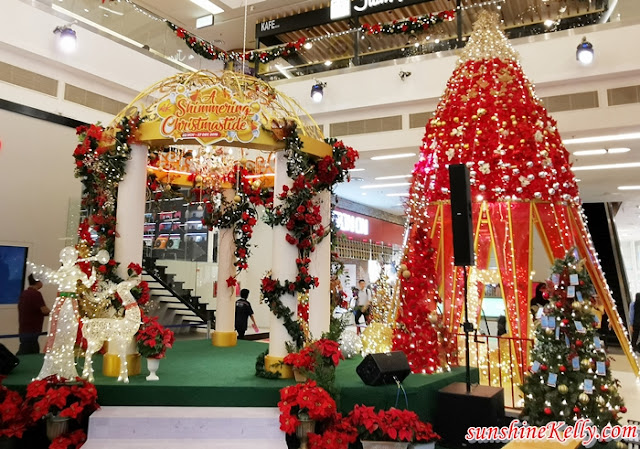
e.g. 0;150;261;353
5;339;478;421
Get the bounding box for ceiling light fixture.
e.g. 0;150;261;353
370;153;416;161
196;14;214;29
375;174;411;180
564;132;640;145
572;149;607;156
348;168;365;172
617;186;640;191
386;192;410;197
53;25;77;53
361;182;411;189
607;147;631;154
190;0;224;15
544;19;555;28
310;81;327;103
98;5;123;16
303;42;313;50
572;161;640;172
324;60;333;66
576;36;594;65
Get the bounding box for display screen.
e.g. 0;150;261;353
0;245;28;304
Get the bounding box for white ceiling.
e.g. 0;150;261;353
133;0;326;50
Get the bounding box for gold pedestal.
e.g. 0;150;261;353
212;331;238;347
103;353;142;377
264;354;293;379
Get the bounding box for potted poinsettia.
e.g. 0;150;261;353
278;381;337;448
348;405;439;449
22;376;99;442
307;412;359;449
283;338;344;383
135;313;175;381
0;376;27;442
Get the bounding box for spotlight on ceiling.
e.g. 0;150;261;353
303;41;313;50
576;37;594;65
399;71;412;81
310;81;327;103
53;25;77;53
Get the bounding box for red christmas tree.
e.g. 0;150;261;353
397;11;638;378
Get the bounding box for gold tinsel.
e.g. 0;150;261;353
457;10;520;66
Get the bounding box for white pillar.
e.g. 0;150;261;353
114;143;148;279
309;190;331;338
212;189;238;347
266;152;297;377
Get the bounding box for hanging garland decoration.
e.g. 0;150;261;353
258;129;359;359
73;117;151;310
167;21;307;64
193;165;273;287
361;10;455;36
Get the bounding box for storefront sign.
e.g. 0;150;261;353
334;208;404;246
156;85;261;146
331;0;351;19
334;211;369;236
256;0;431;38
353;0;404;13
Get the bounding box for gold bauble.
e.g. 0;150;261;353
616;442;628;449
572;301;581;310
582;305;591;314
164;184;172;192
545;328;554;336
580;359;591;369
596;396;606;406
428;311;439;324
252;180;262;189
609;385;617;394
402;270;411;279
579;393;590;404
399;264;408;272
195;175;203;183
239;158;247;165
558;384;569;395
233;195;242;203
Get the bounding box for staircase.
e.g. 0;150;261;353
142;257;214;333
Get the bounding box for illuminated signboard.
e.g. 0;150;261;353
334;211;369;236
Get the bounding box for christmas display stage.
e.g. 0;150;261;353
5;339;476;420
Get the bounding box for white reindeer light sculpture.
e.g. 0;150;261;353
81;278;141;383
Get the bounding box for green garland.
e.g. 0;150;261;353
255;349;282;380
361;10;455;36
167;21;306;64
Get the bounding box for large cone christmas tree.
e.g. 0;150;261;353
521;251;626;428
396;10;639;378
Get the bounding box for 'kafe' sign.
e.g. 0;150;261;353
156;85;261;146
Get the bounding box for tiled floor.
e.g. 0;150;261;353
608;347;640;425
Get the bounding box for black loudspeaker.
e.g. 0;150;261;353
0;343;20;375
356;351;411;386
436;383;505;447
448;164;475;266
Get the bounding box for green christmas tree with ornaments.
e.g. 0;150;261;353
520;251;626;429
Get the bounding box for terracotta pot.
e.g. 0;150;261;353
46;415;71;441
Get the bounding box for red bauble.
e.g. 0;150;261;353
600;385;607;392
540;364;548;371
621;406;627;413
573;407;581;413
575;340;583;348
562;319;569;326
544;407;552;415
605;360;610;367
559;365;567;373
555;301;563;308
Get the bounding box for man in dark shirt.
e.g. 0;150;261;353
235;288;257;339
17;274;50;355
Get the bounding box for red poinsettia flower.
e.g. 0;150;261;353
226;276;237;287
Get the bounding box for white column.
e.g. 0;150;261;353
267;152;298;361
212;189;238;346
309;190;331;338
114;143;148;279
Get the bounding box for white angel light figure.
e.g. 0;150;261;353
28;246;109;380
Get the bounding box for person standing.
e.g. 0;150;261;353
355;279;371;334
630;293;640;352
235;288;258;340
17;274;50;355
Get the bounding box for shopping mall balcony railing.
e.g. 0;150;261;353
31;0;639;81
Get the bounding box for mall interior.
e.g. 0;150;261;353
1;0;640;448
